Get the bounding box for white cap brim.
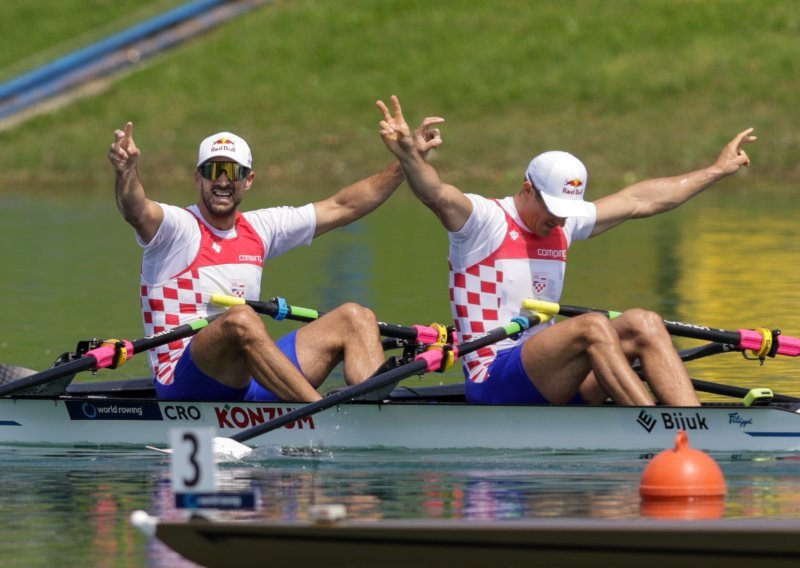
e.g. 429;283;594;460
539;191;594;218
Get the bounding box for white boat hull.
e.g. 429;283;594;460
2;394;800;452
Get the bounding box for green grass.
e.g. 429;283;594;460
1;0;799;196
0;0;186;78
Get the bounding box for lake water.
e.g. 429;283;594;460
2;184;800;566
2;446;800;567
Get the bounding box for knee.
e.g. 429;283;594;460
219;305;268;339
578;312;618;344
622;309;666;339
337;302;377;326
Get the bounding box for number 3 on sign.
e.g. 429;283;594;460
170;427;216;493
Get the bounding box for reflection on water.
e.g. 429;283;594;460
156;448;800;524
2;446;800;566
143;448;800;543
0;448;157;567
674;208;800;399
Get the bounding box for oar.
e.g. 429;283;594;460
689;378;798;403
221;310;555;450
0;315;219;397
523;299;800;360
211;294;444;344
635;342;800;403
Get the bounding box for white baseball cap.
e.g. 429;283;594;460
525;151;592;218
196;132;252;168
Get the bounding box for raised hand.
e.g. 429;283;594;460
108;121;140;173
713;127;757;175
378;95;444;161
414;115;445;159
377;95;413;158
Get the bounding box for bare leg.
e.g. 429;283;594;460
578;373;609;405
189;305;322;402
608;309;700;406
520;313;660;406
292;302;386;387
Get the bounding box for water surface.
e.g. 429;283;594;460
2;184;800;565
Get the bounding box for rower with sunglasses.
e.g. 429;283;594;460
108;121;442;402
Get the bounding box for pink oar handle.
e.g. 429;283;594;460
738;329;800;357
776;335;800;357
413;325;443;345
85;340;135;369
416;349;444;372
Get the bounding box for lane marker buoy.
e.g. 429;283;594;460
639;430;726;519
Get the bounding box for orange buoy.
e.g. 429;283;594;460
639;430;726;519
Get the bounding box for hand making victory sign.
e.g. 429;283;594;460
378;95;444;158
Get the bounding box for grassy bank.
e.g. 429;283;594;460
1;0;799;197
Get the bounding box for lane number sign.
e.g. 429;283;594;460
170;427;216;493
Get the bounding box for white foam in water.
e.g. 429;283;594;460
130;510;157;538
211;437;254;462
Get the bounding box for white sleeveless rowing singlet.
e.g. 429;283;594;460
137;202;316;384
448;195;595;383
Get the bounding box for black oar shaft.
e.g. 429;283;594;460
128;315;218;353
0;315;218;397
661;320;741;344
230;358;430;443
0;356;99;397
555;305;743;344
242;298;317;323
690;378;800;403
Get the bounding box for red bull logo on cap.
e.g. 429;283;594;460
561;178;584;196
211;137;236;151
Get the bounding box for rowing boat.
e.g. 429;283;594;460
132;512;800;567
2;372;800;453
4;297;800;453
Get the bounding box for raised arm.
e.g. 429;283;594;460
377;95;473;233
313;106;450;237
591;127;757;236
108;121;163;243
312;161;404;237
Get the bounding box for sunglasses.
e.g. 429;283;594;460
198;161;251;181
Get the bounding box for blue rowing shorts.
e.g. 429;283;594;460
465;343;585;405
155;330;302;401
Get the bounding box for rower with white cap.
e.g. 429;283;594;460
108;119;442;403
378;94;756;407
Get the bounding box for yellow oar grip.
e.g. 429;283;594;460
536;312;555;324
210;294;245;307
522;299;560;315
752;327;773;359
428;322;449;344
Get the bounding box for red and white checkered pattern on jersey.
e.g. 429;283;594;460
450;200;568;383
141;210;265;385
